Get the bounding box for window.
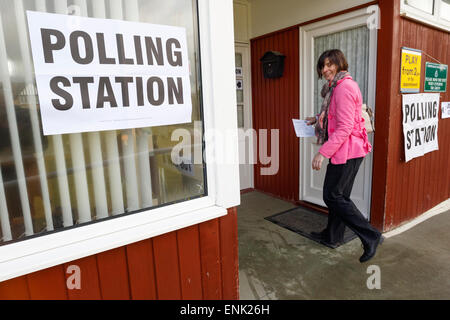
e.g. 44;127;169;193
235;52;244;128
401;0;450;31
0;0;239;281
0;0;209;247
405;0;434;15
441;0;450;21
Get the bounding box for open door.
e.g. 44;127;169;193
299;8;378;219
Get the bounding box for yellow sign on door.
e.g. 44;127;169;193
400;47;422;93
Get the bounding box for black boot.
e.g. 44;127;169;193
359;235;384;263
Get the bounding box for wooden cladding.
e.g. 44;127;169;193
250;0;449;231
0;207;239;300
383;17;450;230
251;28;299;202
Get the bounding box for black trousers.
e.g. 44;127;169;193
322;157;380;246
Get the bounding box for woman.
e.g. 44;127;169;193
307;49;383;263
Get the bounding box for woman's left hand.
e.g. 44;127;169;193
312;152;325;170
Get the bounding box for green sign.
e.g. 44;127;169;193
424;62;447;92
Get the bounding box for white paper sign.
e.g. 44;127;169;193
402;93;439;162
27;11;192;135
292;119;315;138
442;102;450;119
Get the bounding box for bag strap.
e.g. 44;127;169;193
356;104;373;152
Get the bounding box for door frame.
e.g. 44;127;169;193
235;43;254;190
298;7;378;215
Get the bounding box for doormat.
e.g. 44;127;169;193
264;207;357;249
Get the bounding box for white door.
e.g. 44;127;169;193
235;45;254;190
299;8;378;219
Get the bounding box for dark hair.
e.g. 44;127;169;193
316;49;348;78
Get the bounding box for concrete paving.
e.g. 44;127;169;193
237;191;450;300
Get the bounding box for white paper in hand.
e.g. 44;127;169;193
292;119;315;138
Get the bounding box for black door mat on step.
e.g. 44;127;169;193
264;206;357;249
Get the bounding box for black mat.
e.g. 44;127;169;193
264;206;357;248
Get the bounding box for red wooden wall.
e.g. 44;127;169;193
373;0;450;231
0;207;239;300
250;0;449;231
251;28;300;202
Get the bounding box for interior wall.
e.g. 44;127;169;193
249;0;373;38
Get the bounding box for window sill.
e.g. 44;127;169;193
0;197;227;282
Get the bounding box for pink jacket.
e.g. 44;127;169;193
319;76;372;164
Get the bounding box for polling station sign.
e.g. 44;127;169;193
27;11;192;135
402;93;439;162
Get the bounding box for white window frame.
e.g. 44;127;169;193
400;0;450;31
0;0;240;282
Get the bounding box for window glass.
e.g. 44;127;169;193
237;105;244;128
0;0;205;245
405;0;435;15
235;52;244;128
235;53;242;68
441;0;450;21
